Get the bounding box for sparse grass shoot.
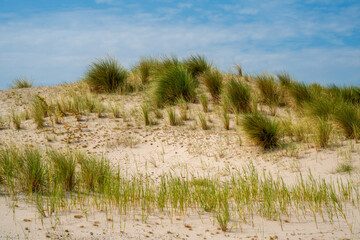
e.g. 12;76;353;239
141;103;151;126
200;94;208;113
198;113;208;130
315;118;332;148
167;107;178;126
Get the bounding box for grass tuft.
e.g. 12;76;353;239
11;110;22;130
18;147;48;193
141;104;151;126
223;78;252;113
315;118;332;148
78;154;111;192
134;57;156;84
288;81;313;107
201;69;223;103
31;95;49;128
11;77;33;89
255;73;280;109
150;64;196;107
198;113;208;130
234;64;243;77
47;150;76;191
183;54;212;79
167;107;178;126
276;72;293;87
241;112;280;149
333;101;360;139
84;55;128;93
200;94;208;113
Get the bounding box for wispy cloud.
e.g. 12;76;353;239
0;1;359;89
94;0;114;4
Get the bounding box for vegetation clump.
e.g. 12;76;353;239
183;54;212;79
151;64;196;107
134;57;156;84
223;78;252;113
241;112;280;149
84;55;128;93
333;101;360;139
11;77;33;89
201;69;223;103
255;73;280;108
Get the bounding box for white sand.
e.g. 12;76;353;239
0;84;359;239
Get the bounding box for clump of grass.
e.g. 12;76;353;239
78;155;111;192
329;85;360;105
18;147;48;193
315;118;332;148
95;102;106;118
31;95;49;128
255;73;280;110
84;55;128;93
234;64;243;77
305;96;334;120
200;94;208;112
276;72;293;87
0;146;19;195
167;107;178;126
201;69;223;103
333;102;360;139
11;110;22;130
141;104;150;126
216;184;230;231
135;57;156;84
336;163;354;174
198;113;208;130
47;150;76;191
110;103;121;118
221;108;230;130
150;64;196;107
241;112;280;149
183;54;212;79
11;77;33;89
288;81;313;107
223;78;252;113
177;97;188;121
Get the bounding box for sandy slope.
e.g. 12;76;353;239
0;84;359;239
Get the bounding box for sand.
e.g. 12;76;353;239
0;83;359;239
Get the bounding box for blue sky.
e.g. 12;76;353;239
0;0;359;89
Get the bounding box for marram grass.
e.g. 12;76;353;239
183;54;212;79
201;68;223;103
255;73;280;107
151;64;196;107
241;112;280;149
84;55;128;93
223;78;252;114
0;146;358;232
11;77;33;89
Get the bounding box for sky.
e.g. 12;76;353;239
0;0;359;89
